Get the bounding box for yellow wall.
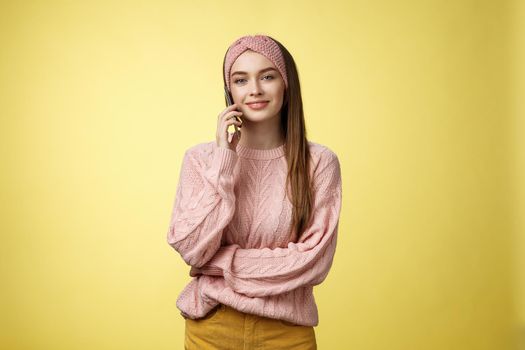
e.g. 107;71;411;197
511;0;525;347
0;0;522;349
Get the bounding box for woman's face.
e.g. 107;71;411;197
229;50;285;123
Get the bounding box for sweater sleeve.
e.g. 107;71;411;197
191;150;342;297
166;144;238;268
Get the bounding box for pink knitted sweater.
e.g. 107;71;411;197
166;140;342;327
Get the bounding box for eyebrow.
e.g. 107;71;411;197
231;67;277;76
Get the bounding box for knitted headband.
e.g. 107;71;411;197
224;35;288;92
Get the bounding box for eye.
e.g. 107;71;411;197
233;75;274;84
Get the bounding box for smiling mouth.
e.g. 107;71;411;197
246;101;269;109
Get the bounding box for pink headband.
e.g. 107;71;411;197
224;34;288;92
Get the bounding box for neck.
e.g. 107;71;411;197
237;114;285;150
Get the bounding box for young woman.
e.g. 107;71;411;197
166;34;342;349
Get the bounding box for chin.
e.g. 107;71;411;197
246;113;279;122
244;105;279;116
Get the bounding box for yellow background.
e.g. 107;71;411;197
1;0;523;349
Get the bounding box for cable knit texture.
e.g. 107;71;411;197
166;140;342;327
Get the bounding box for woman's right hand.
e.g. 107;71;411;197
216;103;243;151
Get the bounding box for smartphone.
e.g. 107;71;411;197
224;85;241;133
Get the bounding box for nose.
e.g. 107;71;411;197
248;79;263;96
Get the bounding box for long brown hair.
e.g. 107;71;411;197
222;36;314;243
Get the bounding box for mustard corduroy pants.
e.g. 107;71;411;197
183;303;317;349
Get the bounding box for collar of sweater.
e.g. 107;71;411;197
234;142;286;160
